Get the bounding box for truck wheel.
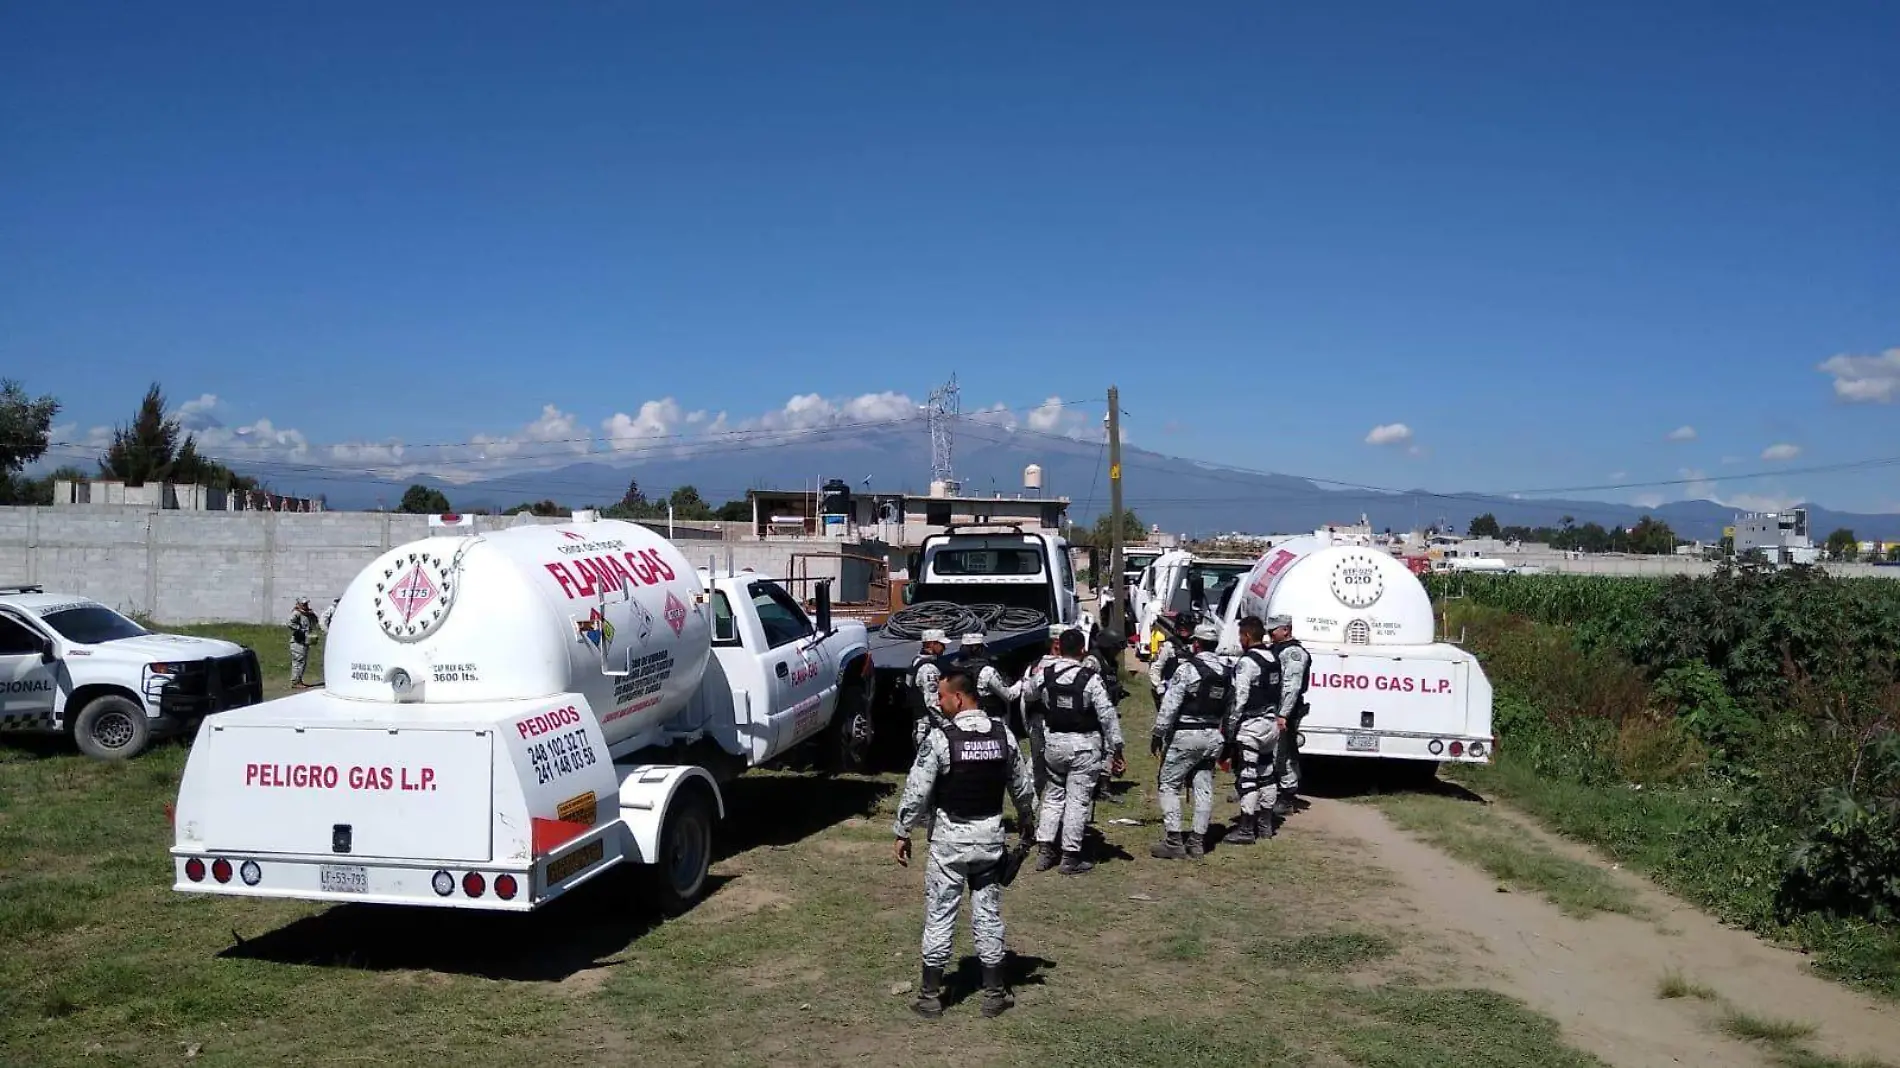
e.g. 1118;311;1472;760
826;676;874;774
642;787;714;917
72;694;151;762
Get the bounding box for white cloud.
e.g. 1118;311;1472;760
1761;443;1802;462
1632;493;1665;509
1725;492;1802;512
1818;347;1900;403
1665;425;1697;442
602;398;685;450
1608;470;1628;480
1364;423;1413;447
175;393;223;431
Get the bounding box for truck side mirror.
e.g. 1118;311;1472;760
38;637;56;664
906;552;921;578
815;580;833;636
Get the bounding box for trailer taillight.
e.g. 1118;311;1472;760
494;874;519;901
1449;740;1465;758
240;860;262;886
462;872;486;898
432;871;455;897
1428;739;1445;756
184;858;206;882
1468;740;1487;758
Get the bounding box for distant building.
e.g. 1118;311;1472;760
1733;507;1817;564
744;483;1069;545
50;479;322;512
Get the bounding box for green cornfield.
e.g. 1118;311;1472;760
1423;572;1663;631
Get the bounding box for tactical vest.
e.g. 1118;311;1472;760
937;718;1011;820
1158;644;1183;684
959;655;1009;719
1269;638;1311;719
908;654;939;719
1041;664;1100;735
1175;657;1231;730
1237;648;1278;718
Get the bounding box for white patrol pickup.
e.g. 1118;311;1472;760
0;585;263;760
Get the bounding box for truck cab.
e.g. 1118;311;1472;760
0;585;262;760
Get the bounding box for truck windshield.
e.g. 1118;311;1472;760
39;605;149;645
933;548;1043;577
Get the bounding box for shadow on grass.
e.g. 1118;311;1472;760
220;774;894;980
941;952;1057;1009
1300;756;1488;805
219;867;728;980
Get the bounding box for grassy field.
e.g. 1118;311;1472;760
0;625;1608;1068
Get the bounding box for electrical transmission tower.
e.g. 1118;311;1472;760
925;374;960;492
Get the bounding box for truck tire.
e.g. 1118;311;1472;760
825;674;874;775
72;694;151;762
641;786;714;917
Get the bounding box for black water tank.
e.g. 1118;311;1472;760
820;478;851;516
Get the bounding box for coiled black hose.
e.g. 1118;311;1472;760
884;600;1049;641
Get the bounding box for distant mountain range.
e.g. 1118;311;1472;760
307;422;1900;542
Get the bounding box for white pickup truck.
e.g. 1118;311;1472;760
169;515;871;913
0;585;262;760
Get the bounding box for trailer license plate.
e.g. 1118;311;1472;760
319;864;367;894
1346;733;1380;753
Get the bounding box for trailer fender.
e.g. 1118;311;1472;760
615;764;725;864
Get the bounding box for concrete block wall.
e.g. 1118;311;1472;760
0;507;892;624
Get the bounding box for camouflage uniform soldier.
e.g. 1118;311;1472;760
1222;616;1281;845
894;669;1038;1020
287;599;319;689
1020;627;1124;874
909;629;950;749
1149;622;1231;860
1266;614;1312;818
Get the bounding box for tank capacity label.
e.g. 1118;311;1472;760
526;726;598;786
244;763;438;791
432;662;479;683
1310;672;1453;695
544;548;678;600
348;662;383;682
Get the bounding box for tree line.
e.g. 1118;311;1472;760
2;380;266;505
397;477;754;522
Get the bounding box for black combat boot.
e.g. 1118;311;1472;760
1058;850;1094;875
912;964;944;1019
1225;813;1256;846
1258;810;1278;840
1149;831;1186;860
1185;831;1206;859
1034;842;1060;872
980;962;1014;1018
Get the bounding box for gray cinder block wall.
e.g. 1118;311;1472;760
0;507;880;624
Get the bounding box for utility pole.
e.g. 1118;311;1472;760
1106;386;1125;639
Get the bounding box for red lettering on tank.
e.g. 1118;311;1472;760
623;550;654;585
546;563;578;599
604;554;639;589
643;548;676;581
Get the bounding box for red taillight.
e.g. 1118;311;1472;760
1449;740;1465;758
494;874;518;901
462;872;486;898
184;858;206;882
211;858;233;883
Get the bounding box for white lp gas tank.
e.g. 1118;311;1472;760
323;517;712;750
1220;536;1434;651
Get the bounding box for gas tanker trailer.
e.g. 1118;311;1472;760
169;512;872;913
1212;535;1494;768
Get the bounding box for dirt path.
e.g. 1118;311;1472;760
1301;796;1900;1068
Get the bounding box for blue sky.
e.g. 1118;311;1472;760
3;1;1895;512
